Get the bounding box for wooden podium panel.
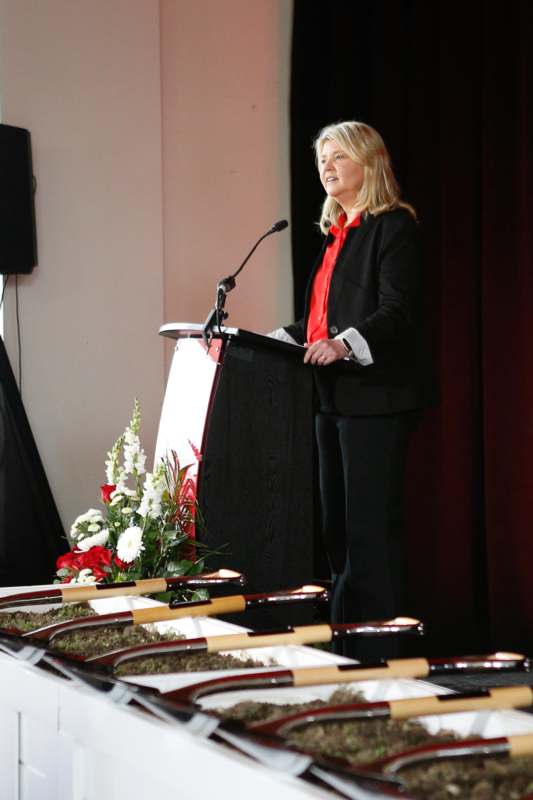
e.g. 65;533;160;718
157;324;316;627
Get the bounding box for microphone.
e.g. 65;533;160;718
270;219;289;233
202;219;289;346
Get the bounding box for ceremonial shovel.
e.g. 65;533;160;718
0;585;329;643
162;652;531;705
1;639;530;800
0;640;408;799
248;684;533;736
353;730;533;788
0;569;246;610
82;616;423;672
32;651;533;799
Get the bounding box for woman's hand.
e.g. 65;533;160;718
303;338;347;366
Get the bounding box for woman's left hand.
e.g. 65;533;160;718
303;338;347;366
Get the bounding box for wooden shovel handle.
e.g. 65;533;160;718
509;733;533;758
62;578;167;602
390;686;533;719
206;624;333;653
131;595;247;625
293;658;430;687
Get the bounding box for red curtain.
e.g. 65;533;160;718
480;2;533;650
291;0;533;654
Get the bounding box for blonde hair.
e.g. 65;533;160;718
314;121;416;234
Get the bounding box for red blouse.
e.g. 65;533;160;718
306;213;361;344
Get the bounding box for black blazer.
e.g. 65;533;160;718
284;208;430;416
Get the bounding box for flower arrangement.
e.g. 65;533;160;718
56;400;206;588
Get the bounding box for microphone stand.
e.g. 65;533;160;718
202;220;288;348
201;284;230;348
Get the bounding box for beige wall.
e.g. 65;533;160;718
0;0;165;529
160;0;293;337
0;0;293;537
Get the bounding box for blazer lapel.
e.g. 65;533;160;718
302;214;377;333
327;215;375;309
302;233;333;323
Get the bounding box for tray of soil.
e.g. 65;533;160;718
0;603;96;632
0;596;347;680
0;602;271;675
88;596;359;688
214;688;533;799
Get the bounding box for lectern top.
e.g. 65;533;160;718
159;322;237;339
158;322;304;355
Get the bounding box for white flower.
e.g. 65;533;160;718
71;568;95;584
117;526;145;563
110;493;124;506
111;486;137;499
117;487;137;498
123;436;146;477
70;508;104;537
138;466;166;520
72;509;101;526
76;529;110;552
115;467;127;486
105;433;126;485
105;400;144;483
87;523;100;533
121;507;133;516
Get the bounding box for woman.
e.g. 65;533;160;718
273;121;427;659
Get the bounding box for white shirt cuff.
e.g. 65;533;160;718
335;327;374;366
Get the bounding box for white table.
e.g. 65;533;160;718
1;586;532;800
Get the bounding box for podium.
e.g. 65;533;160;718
156;324;316;627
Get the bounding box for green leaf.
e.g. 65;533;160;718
153;590;174;603
189;588;209;601
163;559;194;576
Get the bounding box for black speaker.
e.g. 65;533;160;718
0;123;38;274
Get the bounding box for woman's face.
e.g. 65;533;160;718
318;139;364;211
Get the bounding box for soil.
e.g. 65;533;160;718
0;603;95;631
217;688;533;798
6;608;531;795
0;605;270;675
114;651;265;676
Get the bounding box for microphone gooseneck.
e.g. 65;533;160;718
202;219;289;346
222;218;289;287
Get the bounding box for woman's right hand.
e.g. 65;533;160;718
303;338;348;366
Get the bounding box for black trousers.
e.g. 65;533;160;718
315;411;418;661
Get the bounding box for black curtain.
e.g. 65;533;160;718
290;0;533;654
0;336;67;584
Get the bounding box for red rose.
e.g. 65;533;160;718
80;546;112;569
101;484;116;504
114;555;131;571
56;550;82;571
91;567;107;581
74;546;113;582
56;549;86;583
